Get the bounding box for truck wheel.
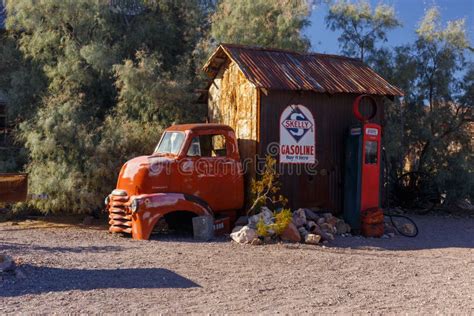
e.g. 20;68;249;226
163;211;196;235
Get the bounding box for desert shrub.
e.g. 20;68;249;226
248;155;288;215
256;217;268;237
256;208;292;237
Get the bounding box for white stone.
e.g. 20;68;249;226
305;234;321;245
230;226;257;244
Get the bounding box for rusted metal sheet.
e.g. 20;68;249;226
204;44;403;97
0;173;28;203
258;91;385;212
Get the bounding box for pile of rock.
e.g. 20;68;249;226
290;208;351;244
230;207;351;245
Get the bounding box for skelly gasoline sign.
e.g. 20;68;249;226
279;105;315;164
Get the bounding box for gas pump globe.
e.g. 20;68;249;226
343;95;382;231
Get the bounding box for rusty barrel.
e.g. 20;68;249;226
361;208;384;237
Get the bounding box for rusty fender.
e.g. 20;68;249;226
130;193;213;240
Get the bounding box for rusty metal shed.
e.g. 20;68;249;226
203;44;403;212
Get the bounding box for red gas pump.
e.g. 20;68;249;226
344;95;384;236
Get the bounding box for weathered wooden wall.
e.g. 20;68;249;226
258;91;385;212
208;61;258;162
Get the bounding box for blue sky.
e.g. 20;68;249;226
305;0;474;55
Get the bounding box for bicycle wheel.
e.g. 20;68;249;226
386;214;419;237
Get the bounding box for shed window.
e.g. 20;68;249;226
187;134;227;157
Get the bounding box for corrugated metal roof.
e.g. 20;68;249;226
203;44;403;96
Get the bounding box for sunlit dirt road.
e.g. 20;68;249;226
1;215;473;314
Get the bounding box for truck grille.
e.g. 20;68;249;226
108;193;132;234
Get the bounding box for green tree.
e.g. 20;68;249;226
211;0;312;51
371;8;473;203
0;30;46;172
5;0;206;213
91;52;206;200
409;8;472;202
325;0;401;61
368;45;417;177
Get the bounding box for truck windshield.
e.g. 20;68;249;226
154;132;184;155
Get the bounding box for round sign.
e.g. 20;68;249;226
352;95;378;122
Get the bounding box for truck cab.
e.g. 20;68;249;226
105;124;244;240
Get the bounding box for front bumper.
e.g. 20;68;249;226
106;190;132;234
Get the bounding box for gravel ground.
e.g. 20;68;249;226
0;214;473;314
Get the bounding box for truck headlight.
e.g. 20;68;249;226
131;199;139;213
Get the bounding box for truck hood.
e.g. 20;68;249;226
116;155;175;196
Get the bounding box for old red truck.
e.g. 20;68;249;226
105;123;244;240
